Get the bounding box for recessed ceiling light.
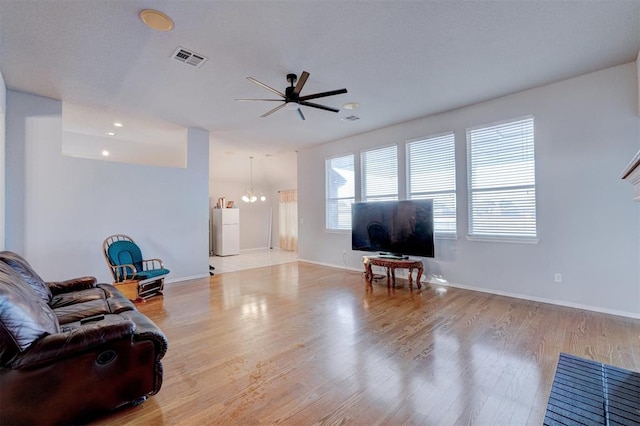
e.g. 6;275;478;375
113;122;124;128
342;102;360;110
105;131;116;136
139;9;174;32
102;150;110;157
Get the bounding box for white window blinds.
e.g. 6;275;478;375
467;116;537;239
326;154;355;230
362;145;398;202
407;133;456;236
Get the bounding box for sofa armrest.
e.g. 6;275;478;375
119;310;168;359
10;320;136;369
47;276;97;294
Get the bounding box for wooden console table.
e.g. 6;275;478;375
363;256;424;289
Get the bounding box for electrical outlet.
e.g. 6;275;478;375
554;273;562;283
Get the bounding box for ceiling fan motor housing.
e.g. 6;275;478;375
285;74;299;103
285;86;299;102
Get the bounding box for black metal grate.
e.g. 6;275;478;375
544;353;640;425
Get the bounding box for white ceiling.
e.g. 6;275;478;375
1;1;639;183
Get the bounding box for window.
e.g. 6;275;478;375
467;116;537;239
326;154;355;230
362;145;398;201
407;132;456;236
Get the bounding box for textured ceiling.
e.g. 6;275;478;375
1;0;639;180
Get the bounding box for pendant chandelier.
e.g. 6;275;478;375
242;156;266;203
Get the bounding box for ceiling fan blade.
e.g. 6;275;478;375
298;88;347;102
300;101;340;113
260;103;286;118
297;108;306;121
293;71;310;96
236;98;283;102
247;77;286;98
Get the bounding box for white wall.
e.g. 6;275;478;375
298;63;640;317
209;179;275;250
5;90;210;283
636;49;639;116
209;151;297;250
0;69;5;251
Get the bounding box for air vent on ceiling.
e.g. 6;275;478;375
171;47;208;68
341;115;360;121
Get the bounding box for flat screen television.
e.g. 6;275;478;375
351;199;434;258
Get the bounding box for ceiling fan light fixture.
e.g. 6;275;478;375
342;102;360;110
139;9;174;32
285;102;300;111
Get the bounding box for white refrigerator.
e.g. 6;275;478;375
213;208;240;256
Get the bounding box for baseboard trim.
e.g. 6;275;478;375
240;247;272;253
165;274;209;284
298;258;640;320
297;257;362;273
442;281;640;319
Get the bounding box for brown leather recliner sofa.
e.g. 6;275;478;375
0;251;168;425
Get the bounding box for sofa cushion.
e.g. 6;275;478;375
107;240;143;277
136;268;170;280
49;287;108;309
53;299;111;325
0;251;52;303
0;263;59;365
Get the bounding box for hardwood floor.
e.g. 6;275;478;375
93;262;640;425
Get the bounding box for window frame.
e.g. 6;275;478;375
361;144;399;202
325;153;356;232
406;131;457;239
466;115;538;243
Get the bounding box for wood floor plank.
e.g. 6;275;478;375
91;262;640;425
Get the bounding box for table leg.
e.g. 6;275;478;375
363;258;373;283
408;267;414;287
416;266;423;289
391;267;396;287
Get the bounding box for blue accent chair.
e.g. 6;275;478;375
103;235;169;300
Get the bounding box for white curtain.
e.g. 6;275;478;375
278;189;298;251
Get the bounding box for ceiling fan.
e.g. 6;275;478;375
236;71;347;120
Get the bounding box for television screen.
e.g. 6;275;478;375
351;200;434;258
